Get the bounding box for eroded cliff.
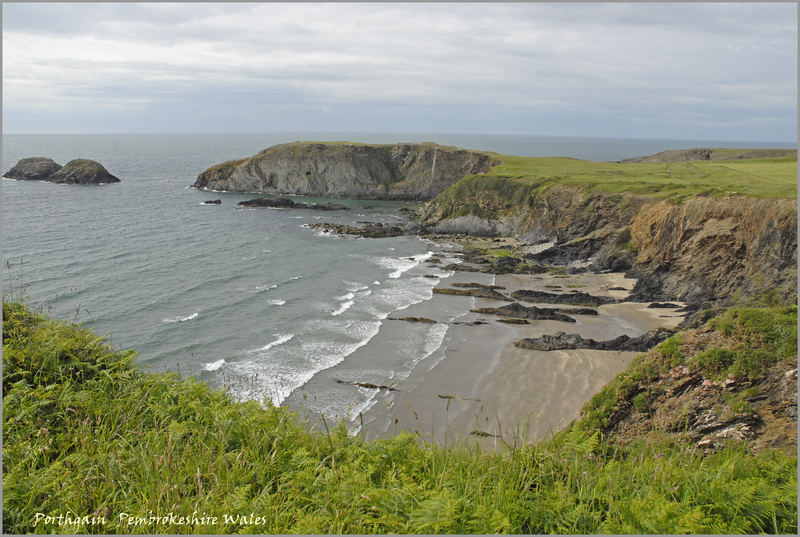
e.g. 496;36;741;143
421;183;797;309
193;142;498;200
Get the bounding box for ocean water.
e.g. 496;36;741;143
2;132;793;426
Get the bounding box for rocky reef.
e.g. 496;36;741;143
193;142;498;199
308;222;406;238
3;157;120;184
514;328;675;352
238;197;349;210
511;289;618;307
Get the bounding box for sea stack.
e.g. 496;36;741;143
3;157;120;184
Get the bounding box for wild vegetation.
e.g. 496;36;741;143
2;299;796;534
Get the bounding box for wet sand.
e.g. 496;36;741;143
363;269;685;446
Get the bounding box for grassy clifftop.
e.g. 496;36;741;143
443;152;797;209
2;300;796;534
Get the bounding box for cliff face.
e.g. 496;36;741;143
193;142;498;200
422;185;797;308
628;197;797;307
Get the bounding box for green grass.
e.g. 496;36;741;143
482;153;797;200
3;301;797;534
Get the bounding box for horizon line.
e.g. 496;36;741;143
2;131;797;145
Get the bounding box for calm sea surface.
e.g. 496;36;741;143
2;132;793;423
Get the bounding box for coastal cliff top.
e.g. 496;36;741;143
476;149;797;200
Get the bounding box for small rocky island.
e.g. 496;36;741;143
4;157;120;184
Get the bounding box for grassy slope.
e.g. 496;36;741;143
2;300;796;534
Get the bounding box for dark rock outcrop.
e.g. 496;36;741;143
388;316;437;324
194;142;499;200
238;197;349;210
511;289;617;307
514;327;675;352
471;302;581;323
308;222;405;238
203;199;222;205
3;157;62;180
47;159;120;184
335;379;397;391
4;157;119;184
433;286;509;301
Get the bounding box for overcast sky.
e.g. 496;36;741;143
2;2;797;141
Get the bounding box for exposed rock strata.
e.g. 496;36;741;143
194;142;499;200
424;187;796;309
627;197;797;309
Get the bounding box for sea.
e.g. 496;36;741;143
2;132;794;430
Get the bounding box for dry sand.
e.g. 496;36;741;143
363;270;685;447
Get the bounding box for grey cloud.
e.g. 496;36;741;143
2;2;795;140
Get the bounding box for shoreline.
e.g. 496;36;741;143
361;238;686;446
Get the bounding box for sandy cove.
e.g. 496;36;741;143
363;268;685;447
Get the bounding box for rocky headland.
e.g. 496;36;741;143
619;147;797;163
4;157;120;184
193;141;498;199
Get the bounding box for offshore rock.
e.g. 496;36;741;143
238;197;349;210
3;157;62;180
193;141;499;200
47;159;121;184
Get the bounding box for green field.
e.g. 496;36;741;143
483;153;798;200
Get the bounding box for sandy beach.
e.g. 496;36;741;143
363;266;686;447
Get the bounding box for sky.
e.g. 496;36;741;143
2;2;797;141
